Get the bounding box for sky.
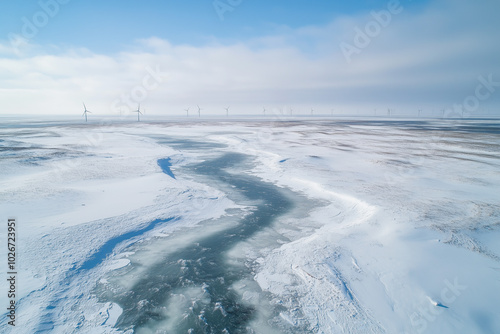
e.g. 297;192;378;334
0;0;499;117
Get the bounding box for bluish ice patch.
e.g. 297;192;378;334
76;217;175;272
35;321;55;333
149;136;227;150
22;156;52;165
33;216;176;333
157;158;176;179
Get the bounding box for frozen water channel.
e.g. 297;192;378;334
96;139;315;333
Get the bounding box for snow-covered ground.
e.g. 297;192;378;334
1;118;499;333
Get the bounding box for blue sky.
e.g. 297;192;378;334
0;0;499;117
2;0;430;52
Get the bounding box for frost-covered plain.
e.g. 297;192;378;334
1;118;499;333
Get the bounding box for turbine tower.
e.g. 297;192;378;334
184;107;190;117
197;105;202;118
82;102;91;122
134;104;143;121
263;107;266;116
225;106;230;117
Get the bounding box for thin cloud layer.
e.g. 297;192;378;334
0;0;498;116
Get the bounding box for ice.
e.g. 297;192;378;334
1;119;499;333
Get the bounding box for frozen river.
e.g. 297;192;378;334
98;149;306;333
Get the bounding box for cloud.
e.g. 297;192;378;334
0;0;499;116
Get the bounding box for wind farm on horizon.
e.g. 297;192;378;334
77;103;498;123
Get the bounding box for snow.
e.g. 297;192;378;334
1;118;499;333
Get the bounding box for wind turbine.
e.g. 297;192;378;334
82;102;91;122
184;107;190;117
263;107;266;116
197;105;202;118
225;106;230;117
311;108;314;116
134;104;143;121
